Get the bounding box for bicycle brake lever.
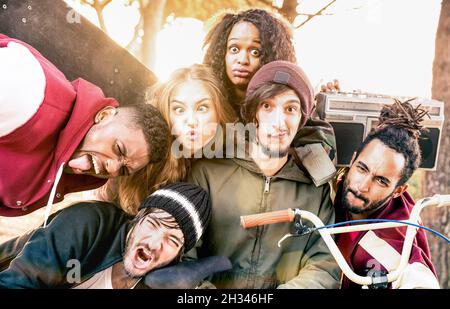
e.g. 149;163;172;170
277;209;315;247
278;233;294;248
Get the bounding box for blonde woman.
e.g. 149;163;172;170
99;64;237;214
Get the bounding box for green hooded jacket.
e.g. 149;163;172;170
187;156;340;289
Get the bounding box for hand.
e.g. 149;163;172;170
144;256;232;289
320;79;340;93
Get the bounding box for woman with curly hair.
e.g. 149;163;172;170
203;8;296;113
95;64;237;214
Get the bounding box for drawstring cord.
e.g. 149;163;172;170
43;162;65;227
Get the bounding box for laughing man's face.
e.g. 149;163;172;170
123;209;184;278
66;107;149;178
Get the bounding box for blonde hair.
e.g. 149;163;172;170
109;64;236;215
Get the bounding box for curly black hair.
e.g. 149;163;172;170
354;98;430;186
121;104;170;164
203;9;296;106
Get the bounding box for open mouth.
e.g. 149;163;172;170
90;155;101;175
133;247;154;270
68;153;102;175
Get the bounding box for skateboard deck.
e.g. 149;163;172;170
0;0;157;106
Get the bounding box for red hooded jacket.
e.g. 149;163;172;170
0;34;118;217
335;181;439;289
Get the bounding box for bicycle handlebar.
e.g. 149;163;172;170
240;209;295;229
240;194;450;287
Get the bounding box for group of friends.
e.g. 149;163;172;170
0;8;440;289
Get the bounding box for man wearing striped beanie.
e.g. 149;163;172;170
0;183;231;289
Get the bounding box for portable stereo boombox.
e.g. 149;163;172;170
315;92;445;170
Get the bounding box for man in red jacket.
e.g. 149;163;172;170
334;99;439;289
0;34;169;218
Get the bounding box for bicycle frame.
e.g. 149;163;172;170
240;194;450;287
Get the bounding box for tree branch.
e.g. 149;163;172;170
80;0;112;33
295;0;337;29
125;15;143;51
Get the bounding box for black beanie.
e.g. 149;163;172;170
138;182;211;252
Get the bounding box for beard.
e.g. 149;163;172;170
258;135;290;158
260;143;289;158
122;232;142;278
341;180;393;216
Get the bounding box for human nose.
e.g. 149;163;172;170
272;108;287;129
186;110;198;127
237;50;250;65
357;176;371;193
105;158;123;177
150;230;164;252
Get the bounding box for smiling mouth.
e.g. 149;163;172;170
268;131;288;140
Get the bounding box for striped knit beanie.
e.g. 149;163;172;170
138;182;211;252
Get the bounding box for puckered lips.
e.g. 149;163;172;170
185;129;199;142
232;68;252;78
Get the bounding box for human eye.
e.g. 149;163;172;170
356;164;367;173
260;102;271;110
228;45;239;54
116;143;123;155
286;105;299;113
172;106;185;115
168;235;182;248
376;178;389;187
250;48;261;57
197;104;209;113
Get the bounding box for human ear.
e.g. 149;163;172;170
94;106;118;124
393;184;408;198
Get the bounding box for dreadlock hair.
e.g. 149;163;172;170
203;9;296;105
354;98;430;187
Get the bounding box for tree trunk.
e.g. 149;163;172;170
139;0;167;70
422;0;450;289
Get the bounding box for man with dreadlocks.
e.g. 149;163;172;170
334;99;440;289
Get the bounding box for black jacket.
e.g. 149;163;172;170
0;201;131;288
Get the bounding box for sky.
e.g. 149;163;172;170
65;0;442;98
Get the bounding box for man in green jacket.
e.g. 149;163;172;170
187;61;340;289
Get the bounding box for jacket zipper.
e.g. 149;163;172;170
264;176;271;193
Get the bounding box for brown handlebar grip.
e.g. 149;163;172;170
240;209;295;229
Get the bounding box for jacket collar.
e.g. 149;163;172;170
231;155;312;184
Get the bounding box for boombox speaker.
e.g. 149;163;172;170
316;92;445;170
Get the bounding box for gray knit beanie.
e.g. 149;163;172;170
138;182;211;252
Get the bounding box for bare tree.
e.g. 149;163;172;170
422;0;450;289
80;0;112;33
138;0;167;70
74;0;340;69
